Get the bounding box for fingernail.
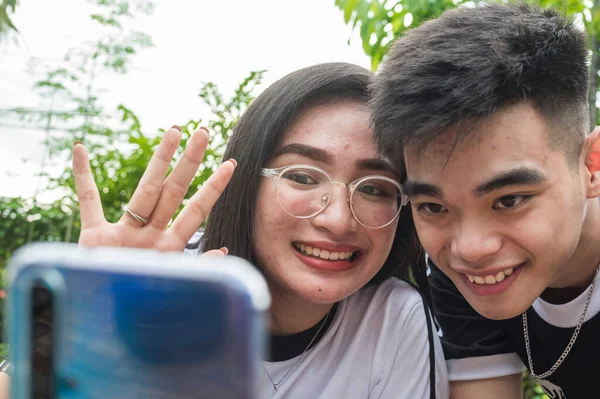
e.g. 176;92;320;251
228;159;237;167
199;126;209;134
220;247;229;255
74;140;83;147
171;125;181;132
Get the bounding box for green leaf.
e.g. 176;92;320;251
344;0;361;23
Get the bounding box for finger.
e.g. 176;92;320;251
149;127;209;229
169;159;236;243
203;250;224;257
202;248;227;257
73;142;105;229
121;126;182;226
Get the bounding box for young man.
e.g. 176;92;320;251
372;3;600;399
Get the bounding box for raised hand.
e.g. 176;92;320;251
73;125;236;253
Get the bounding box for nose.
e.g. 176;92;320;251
450;218;502;264
311;186;358;234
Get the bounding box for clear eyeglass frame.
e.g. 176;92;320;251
260;164;409;229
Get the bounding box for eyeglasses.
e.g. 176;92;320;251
260;164;408;229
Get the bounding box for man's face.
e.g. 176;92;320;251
404;102;590;319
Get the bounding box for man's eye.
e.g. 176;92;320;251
416;203;446;215
493;195;529;210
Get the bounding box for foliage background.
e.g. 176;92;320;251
1;0;597;397
0;0;265;353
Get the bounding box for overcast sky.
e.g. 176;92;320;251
0;0;370;201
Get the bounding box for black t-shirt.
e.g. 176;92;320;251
267;303;338;362
429;259;600;399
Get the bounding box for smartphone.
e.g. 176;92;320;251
6;243;270;399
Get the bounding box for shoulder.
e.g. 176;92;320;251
346;279;450;398
335;277;437;357
344;278;428;336
427;259;525;381
352;277;425;316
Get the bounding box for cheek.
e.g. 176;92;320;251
253;186;297;260
278;191;308;215
368;223;397;260
254;188;279;248
411;217;442;255
516;190;585;255
527;218;581;264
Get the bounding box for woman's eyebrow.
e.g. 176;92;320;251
272;143;331;163
272;144;396;174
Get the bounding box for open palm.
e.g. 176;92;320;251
73;126;236;253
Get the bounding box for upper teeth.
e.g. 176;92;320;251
466;267;514;285
295;243;355;261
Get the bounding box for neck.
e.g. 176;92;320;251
550;198;600;289
267;286;334;335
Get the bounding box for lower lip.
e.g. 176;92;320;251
461;264;524;296
293;247;356;271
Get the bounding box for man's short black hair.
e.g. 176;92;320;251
372;2;590;164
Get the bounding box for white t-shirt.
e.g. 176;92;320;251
259;278;449;398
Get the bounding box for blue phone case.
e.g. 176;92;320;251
6;243;270;399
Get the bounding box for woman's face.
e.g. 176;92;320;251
253;99;399;305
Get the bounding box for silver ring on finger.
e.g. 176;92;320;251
122;205;150;225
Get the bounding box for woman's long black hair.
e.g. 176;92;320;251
202;61;436;397
203;62;426;287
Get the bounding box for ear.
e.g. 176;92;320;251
584;127;600;198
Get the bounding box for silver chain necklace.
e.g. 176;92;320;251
522;263;600;381
262;309;332;392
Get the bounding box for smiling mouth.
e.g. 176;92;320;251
464;266;519;285
292;242;360;261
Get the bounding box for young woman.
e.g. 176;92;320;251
3;63;448;398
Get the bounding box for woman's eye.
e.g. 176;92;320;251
358;185;383;197
493;195;529;210
283;173;317;185
417;203;446;215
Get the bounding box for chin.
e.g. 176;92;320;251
477;308;519;320
469;297;531;320
307;287;353;304
298;280;363;305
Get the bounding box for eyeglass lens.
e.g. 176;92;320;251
275;167;401;228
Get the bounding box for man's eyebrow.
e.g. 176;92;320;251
357;158;396;174
474;167;547;197
402;180;443;198
272;144;331;163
